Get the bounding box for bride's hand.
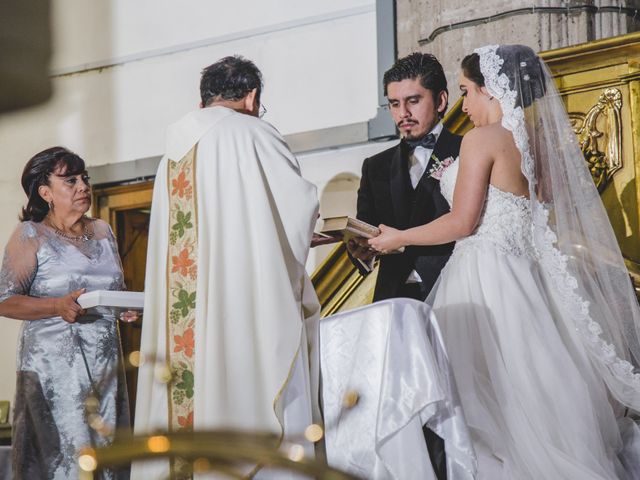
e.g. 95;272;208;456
368;225;405;254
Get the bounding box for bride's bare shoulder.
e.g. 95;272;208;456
462;123;513;150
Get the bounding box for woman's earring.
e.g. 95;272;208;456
48;201;54;211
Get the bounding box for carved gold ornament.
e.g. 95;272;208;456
568;88;623;193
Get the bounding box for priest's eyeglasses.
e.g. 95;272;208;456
259;103;267;118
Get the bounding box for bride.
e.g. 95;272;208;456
370;44;640;479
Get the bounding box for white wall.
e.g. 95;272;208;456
300;140;396;269
0;0;379;403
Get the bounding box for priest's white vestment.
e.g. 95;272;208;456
131;106;321;478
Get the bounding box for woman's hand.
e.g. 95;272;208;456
119;310;140;323
368;225;405;254
53;288;86;323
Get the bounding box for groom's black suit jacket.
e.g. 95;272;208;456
356;128;462;301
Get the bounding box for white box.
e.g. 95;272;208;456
77;290;144;310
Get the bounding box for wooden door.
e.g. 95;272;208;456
93;182;153;421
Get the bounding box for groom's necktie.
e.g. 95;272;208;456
406;132;437;150
406;133;437;188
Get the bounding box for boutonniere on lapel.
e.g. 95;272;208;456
427;155;455;180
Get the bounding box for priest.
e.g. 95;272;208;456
132;56;321;479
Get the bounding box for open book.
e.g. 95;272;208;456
312;216;403;252
77;290;144;316
310;216;381;248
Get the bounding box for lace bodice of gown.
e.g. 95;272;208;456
439;160;534;258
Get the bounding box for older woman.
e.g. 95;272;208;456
0;147;130;479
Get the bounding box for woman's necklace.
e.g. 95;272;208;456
46;216;94;242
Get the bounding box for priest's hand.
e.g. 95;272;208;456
368;225;405;254
311;232;338;247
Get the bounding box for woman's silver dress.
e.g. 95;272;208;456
0;220;129;479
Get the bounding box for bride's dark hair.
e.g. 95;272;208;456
461;47;546;108
461;53;485;87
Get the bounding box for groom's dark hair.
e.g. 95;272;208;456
200;55;263;107
383;52;448;115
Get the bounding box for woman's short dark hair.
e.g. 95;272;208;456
20;146;86;222
200;55;263;107
383;52;449;116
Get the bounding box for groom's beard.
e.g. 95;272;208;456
397;120;426;140
401;131;425;141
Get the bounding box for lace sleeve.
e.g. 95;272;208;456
98;219;126;290
0;222;40;302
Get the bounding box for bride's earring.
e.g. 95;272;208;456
48;200;54;211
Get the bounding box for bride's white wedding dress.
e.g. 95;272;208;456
430;159;640;479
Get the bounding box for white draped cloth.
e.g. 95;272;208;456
320;299;477;480
132;106;321;478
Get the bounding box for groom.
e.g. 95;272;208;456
350;52;462;480
350;52;462;302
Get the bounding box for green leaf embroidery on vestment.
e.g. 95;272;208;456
172;289;196;317
172;210;193;238
177;370;194;398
